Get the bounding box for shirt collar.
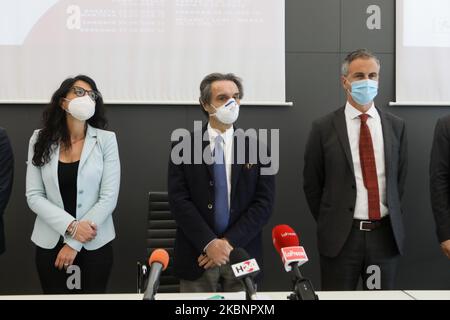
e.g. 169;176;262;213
207;122;234;144
344;101;379;121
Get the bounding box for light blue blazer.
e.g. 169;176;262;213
26;125;120;252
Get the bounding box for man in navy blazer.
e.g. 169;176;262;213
0;127;14;255
168;73;275;292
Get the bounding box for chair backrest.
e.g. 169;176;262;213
146;191;179;293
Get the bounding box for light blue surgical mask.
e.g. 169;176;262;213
348;79;378;105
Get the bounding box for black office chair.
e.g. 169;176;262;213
140;191;179;293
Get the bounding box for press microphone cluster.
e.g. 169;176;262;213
272;224;318;300
230;248;260;300
142;248;170;300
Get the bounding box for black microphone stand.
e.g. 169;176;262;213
137;262;148;293
288;265;319;300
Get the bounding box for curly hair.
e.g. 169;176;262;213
32;75;108;166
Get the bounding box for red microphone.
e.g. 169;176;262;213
272;225;318;300
272;224;308;272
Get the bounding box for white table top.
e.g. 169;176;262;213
404;290;450;300
1;290;443;300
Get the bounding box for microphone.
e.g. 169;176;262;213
142;249;169;300
272;225;318;300
229;248;259;300
272;224;309;272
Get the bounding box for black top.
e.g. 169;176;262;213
58;161;79;218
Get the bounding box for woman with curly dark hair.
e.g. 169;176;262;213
26;75;120;294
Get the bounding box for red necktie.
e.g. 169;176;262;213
359;114;381;220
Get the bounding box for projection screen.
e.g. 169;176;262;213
0;0;286;105
393;0;450;106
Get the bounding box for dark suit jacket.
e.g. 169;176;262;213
303;107;408;257
430;115;450;243
0;127;14;254
168;125;275;281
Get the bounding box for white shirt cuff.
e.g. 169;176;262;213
203;238;218;253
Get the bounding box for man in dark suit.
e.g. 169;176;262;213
303;49;408;290
168;73;275;292
430;117;450;259
0;127;14;255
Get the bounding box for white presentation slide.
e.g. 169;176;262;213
403;0;450;48
0;0;286;104
395;0;450;104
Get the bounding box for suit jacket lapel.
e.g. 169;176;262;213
201;125;214;178
231;134;243;203
50;143;61;196
79;125;97;170
333;107;355;175
378;108;392;179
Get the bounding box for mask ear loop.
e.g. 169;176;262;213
208;102;220;118
343;77;352;96
61;98;71;113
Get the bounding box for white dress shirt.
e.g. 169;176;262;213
344;102;388;220
207;122;234;208
203;123;234;251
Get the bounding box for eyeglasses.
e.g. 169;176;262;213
70;86;102;101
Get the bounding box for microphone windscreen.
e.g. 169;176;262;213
148;249;170;271
230;247;251;265
272;224;300;254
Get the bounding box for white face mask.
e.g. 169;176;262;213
64;95;96;121
210;98;240;125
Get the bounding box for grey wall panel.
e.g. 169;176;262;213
286;0;340;53
341;0;395;53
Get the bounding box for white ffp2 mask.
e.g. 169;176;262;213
211;98;240;124
65;95;96;121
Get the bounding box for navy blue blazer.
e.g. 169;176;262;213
168;125;275;281
0;127;14;255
